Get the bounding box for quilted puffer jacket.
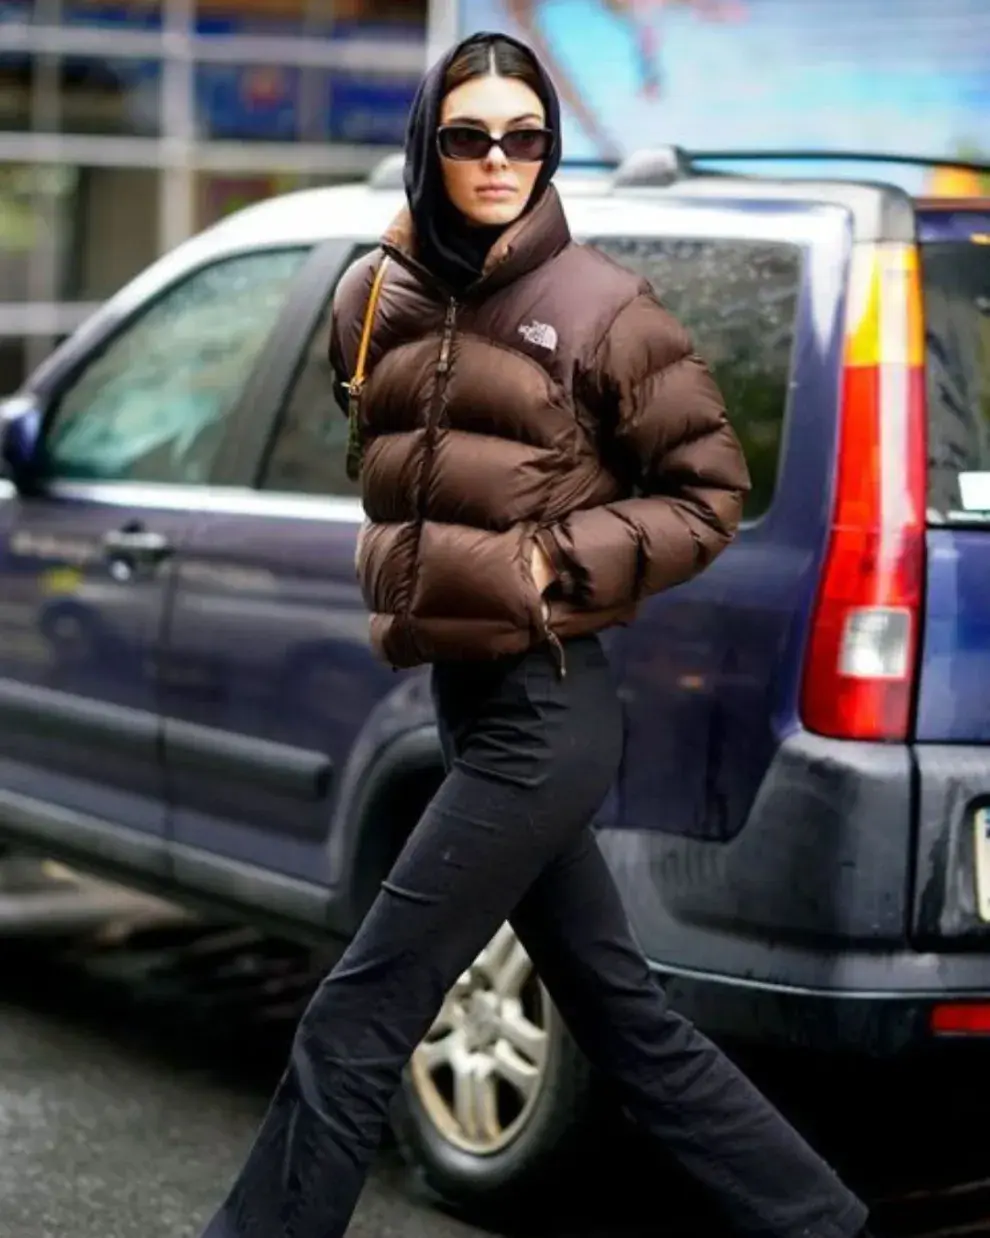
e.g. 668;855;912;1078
330;186;750;670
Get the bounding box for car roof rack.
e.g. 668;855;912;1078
688;149;990;174
612;147;990;189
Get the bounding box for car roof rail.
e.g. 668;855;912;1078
368;152;405;191
685;149;990;175
611;146;990;190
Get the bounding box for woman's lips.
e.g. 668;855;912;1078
476;185;516;199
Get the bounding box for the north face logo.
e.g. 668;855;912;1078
518;320;558;352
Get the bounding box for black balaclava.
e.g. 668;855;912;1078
402;30;562;293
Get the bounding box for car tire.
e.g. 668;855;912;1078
391;922;596;1214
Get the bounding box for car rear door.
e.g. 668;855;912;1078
911;203;990;945
160;242;400;920
0;244;314;881
914;204;990;744
566;194;851;955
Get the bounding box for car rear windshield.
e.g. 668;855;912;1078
590;237;802;521
923;242;990;523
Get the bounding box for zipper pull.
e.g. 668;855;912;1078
546;629;567;680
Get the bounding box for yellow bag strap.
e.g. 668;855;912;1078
349;255;390;393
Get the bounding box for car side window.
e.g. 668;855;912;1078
260;245;376;499
43;248;310;486
591;236;802;521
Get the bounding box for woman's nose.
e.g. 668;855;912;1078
484;141;509;171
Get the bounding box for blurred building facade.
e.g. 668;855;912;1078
0;0;430;390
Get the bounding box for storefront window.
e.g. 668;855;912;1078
71;167;161;300
58;56;161;136
0;338;28;397
2;0;428;377
192;1;425;38
328;69;418;145
0;54;160;136
0;164;79;303
51;2;163;30
192;60;417;146
196;171;326;231
0;164;159;304
0;55;32;133
195;62;302;143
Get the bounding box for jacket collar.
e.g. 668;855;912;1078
381;186;571;299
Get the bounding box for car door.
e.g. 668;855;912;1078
0;245;313;879
582;202;850;935
161;242;400;909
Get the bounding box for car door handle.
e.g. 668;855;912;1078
102;528;174;564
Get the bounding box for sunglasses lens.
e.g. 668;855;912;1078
439;126;492;160
502;129;551;161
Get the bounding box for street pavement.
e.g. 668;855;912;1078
3;927;990;1238
0;959;484;1238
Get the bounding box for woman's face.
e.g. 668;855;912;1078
438;73;548;227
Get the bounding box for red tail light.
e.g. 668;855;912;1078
801;245;927;742
931;1003;990;1035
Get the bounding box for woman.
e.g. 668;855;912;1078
200;32;872;1238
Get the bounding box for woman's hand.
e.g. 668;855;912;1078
530;537;557;594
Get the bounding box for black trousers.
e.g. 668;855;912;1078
201;636;868;1238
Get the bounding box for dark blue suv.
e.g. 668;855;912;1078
1;149;989;1206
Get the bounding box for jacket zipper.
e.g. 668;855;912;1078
532;560;567;680
417;298;457;524
435;299;456;391
413;291;567;679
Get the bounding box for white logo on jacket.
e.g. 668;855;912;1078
518;320;558;352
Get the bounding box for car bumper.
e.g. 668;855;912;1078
598;731;990;1056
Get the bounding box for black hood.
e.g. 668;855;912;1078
402;30;562;293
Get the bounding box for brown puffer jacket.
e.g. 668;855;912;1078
330;186;750;670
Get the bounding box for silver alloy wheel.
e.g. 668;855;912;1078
410;923;551;1156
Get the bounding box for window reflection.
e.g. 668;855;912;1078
261;243;376;499
195;62;301;143
56;1;163;28
591;237;802;520
72;168;161;300
0;54;32;132
193;0;425;35
58;56;161;136
0;53;160;136
197;172;325;231
46;248;310;485
0;165;80;304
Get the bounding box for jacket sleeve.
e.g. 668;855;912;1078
540;290;750;610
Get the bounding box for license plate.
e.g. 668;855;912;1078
975;808;990;922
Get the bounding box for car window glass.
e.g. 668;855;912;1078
922;242;990;520
590;237;802;520
261;244;376;499
259;237;800;517
44;248;310;486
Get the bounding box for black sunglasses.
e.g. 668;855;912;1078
436;124;554;163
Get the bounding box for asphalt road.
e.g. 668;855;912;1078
3;919;990;1238
0;951;484;1238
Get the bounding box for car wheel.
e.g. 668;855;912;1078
392;922;594;1212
